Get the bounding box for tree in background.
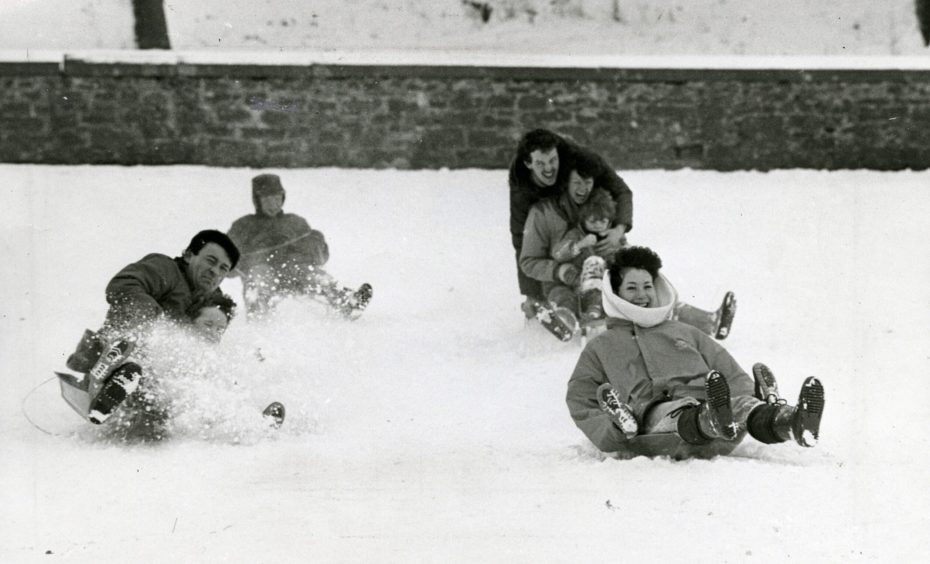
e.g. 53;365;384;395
133;0;171;49
918;0;930;45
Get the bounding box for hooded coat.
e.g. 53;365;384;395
227;177;329;286
565;273;753;453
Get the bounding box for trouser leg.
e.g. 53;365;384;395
516;249;544;300
546;283;578;315
672;302;716;335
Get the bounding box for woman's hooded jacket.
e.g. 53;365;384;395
565;272;753;453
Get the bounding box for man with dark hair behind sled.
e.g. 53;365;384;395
57;230;242;425
565;246;825;459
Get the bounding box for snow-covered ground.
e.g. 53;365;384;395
0;0;926;55
3;165;930;562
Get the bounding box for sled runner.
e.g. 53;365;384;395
620;431;746;460
56;372;93;420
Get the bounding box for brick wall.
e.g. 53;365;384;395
1;57;928;170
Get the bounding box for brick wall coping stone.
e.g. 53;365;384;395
1;49;929;82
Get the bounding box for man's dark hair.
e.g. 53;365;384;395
609;246;663;293
185;230;240;269
516;129;562;164
567;147;602;180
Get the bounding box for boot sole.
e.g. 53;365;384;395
705;371;738;440
263;402;286;428
752;362;785;405
794;377;825;447
596;384;638;438
536;304;577;342
714;292;737;340
88;363;142;424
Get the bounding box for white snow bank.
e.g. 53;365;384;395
2;165;930;561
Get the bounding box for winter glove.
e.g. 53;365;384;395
594;224;627;255
577;234;598;250
556;263;580;286
65;329;105;373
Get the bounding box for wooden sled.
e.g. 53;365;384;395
55;372;93;422
619;431;747;460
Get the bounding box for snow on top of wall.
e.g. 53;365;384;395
3;49;930;71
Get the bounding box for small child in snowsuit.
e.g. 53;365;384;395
551;188;618;322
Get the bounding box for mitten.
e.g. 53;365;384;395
556;263;579;286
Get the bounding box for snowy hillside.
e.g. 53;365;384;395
0;0;927;55
2;0;929;561
3;165;930;561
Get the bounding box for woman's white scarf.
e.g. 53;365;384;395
601;272;678;327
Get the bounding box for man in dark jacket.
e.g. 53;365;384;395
61;230;241;424
508;129;633;312
101;230;241;338
227;173;371;319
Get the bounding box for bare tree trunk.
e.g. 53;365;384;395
132;0;171;49
918;0;930;46
612;0;624;23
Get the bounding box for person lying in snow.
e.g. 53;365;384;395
520;152;735;341
565;246;825;457
226;173;372;320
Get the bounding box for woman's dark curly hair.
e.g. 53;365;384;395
609;246;663;294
